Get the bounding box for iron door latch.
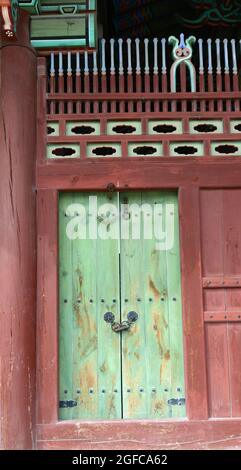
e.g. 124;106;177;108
104;311;138;333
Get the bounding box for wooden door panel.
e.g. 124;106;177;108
59;191;186;420
205;323;231;418
228;324;241;417
120;191;186;419
120;192;149;419
59;192;121;420
200;189;241;418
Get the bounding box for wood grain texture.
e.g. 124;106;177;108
200;190;241;418
205;323;230;417
0;12;37;450
228;323;241;417
120;191;185;419
36;419;241;450
179;187;208;420
59;192;121;420
37;161;241;190
58;191;185;420
37;190;58;425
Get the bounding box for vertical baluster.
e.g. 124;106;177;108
161;38;167;112
118;38;125;112
127;38;133;112
50;52;56;114
215;39;223;111
58;51;64;114
231;39;239;111
84;51;90;113
144;38;151;112
75;52;81;114
92;50;99;113
180;62;187;112
135;38;142;112
101;38;107;113
110;39;116;112
198;39;205;111
223;38;231;111
207;38;214;111
67;51;73;114
231;39;239;94
153;38;159;112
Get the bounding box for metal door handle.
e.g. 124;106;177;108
104;311;138;333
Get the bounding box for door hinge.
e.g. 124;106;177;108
168;398;186;406
59;400;78;409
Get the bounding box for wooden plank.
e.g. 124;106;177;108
179;187;208;420
205;324;230;417
36;419;241;450
37;434;241;450
46;133;241;143
222;190;241;276
120;191;185;419
200;190;223;277
70;191;98;420
46;111;241;120
59;193;74;420
37;190;58;425
203;288;225;312
165;191;186;418
203;277;241;288
47;91;241;101
120;191;148;419
228;323;241;417
141;191;172;419
58;192;121;420
204;312;241;322
95;192;122;419
37;161;241;191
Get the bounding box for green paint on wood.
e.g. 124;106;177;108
47;121;59;136
31;15;86;39
170;141;204;157
189;119;223;134
128;142;163;157
59;192;121;420
230;120;241;134
47;143;80;159
66;121;100;136
148;120;183;135
120;191;185;419
211;141;241;156
30;10;97;48
59;191;186;420
87;143;122;158
107;121;142;136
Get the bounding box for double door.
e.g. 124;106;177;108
59;191;185;420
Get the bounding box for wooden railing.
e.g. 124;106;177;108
36;37;241;163
45;36;241;115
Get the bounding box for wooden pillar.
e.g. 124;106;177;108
0;11;37;449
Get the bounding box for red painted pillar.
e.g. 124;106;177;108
0;11;37;449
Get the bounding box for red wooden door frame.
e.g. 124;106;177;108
36;57;241;451
36;175;241;449
37;183;208;425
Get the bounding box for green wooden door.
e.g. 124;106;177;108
59;191;186;420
